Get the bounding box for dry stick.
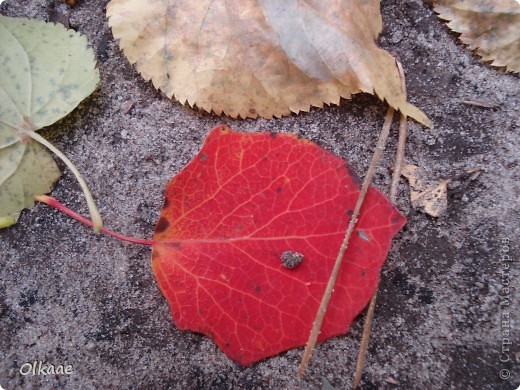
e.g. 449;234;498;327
298;106;395;377
351;113;407;387
352;60;409;389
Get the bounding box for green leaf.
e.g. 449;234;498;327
0;15;99;227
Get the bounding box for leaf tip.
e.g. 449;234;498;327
399;103;433;128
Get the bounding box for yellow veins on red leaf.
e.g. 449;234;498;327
151;125;406;365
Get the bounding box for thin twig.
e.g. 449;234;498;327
389;122;407;200
459;99;498;109
298;106;395;377
352;60;409;388
351;112;407;388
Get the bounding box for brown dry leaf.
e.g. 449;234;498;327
434;0;520;73
401;164;448;217
106;0;431;126
401;164;483;218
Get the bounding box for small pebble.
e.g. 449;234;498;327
280;251;304;269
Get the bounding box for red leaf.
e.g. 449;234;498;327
152;125;405;365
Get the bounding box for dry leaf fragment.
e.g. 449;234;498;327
401;164;483;217
106;0;431;126
434;0;520;73
401;164;448;217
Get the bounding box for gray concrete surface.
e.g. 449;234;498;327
1;0;518;388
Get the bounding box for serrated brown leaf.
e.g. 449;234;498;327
107;0;431;126
434;0;520;73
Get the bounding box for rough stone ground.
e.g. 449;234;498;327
0;0;518;389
